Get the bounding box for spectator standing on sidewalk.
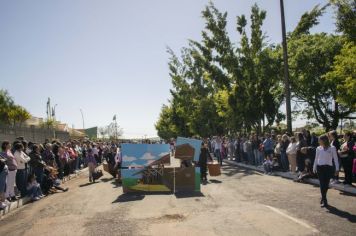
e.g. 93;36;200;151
2;141;18;201
42;143;56;167
339;132;355;185
14;143;31;198
280;134;290;171
29;144;46;186
213;137;222;165
286;137;297;173
313;134;339;207
252;134;260;166
263;133;274;161
296;132;307;173
0;144;9;209
328;131;341;184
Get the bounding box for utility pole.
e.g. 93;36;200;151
280;0;292;134
80;109;85;129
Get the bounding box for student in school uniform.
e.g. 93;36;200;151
313;135;339;207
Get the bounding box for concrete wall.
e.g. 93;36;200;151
0;125;70;143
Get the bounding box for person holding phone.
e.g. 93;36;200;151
313;135;339;207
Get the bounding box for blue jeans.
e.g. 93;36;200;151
253;149;259;166
27;185;42;198
34;167;44;185
0;168;8;193
215;149;222;165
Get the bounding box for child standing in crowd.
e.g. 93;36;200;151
86;149;97;183
313;135;339;207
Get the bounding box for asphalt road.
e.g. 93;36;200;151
0;164;355;236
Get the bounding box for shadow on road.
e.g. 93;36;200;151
100;177;114;182
79;182;99;187
209;179;222;184
339;190;356;197
112;193;145;203
175;191;205;199
222;165;258;178
326;205;356;223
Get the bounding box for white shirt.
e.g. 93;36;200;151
313;146;339;172
14;151;31;170
92;147;99;155
214;140;222;151
286;143;297;155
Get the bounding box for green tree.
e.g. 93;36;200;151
331;0;356;42
288;33;353;130
0;89;30;126
325;42;356;110
8;105;31;127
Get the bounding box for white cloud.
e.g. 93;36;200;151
146;160;155;165
141;152;157;160
130;162;143;167
122;155;137;162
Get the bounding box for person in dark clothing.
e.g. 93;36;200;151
311;132;319;148
339;132;355;185
42;143;56;167
52;143;63;179
313;135;339;207
280;134;290;171
296;132;307;173
29;144;46;185
41;167;68;194
304;130;312;146
329;130;341;184
105;146;118;178
199;142;212;182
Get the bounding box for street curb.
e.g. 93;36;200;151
223;160;356;195
0;168;87;220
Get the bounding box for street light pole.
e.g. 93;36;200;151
279;0;292;134
80;109;85;130
53;104;58;139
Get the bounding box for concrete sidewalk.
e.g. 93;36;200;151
224;159;356;195
0;168;87;219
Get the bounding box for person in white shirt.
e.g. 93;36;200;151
286;137;298;173
213;137;222;165
14;143;31;197
313;134;339;207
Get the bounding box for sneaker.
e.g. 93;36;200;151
32;197;40;201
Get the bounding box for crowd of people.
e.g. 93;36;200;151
1;129;355;209
204;129;355;206
0;137;122;210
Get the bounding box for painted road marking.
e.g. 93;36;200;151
265;205;319;234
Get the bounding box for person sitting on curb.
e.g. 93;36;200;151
26;173;44;201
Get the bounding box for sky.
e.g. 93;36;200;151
0;0;336;138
